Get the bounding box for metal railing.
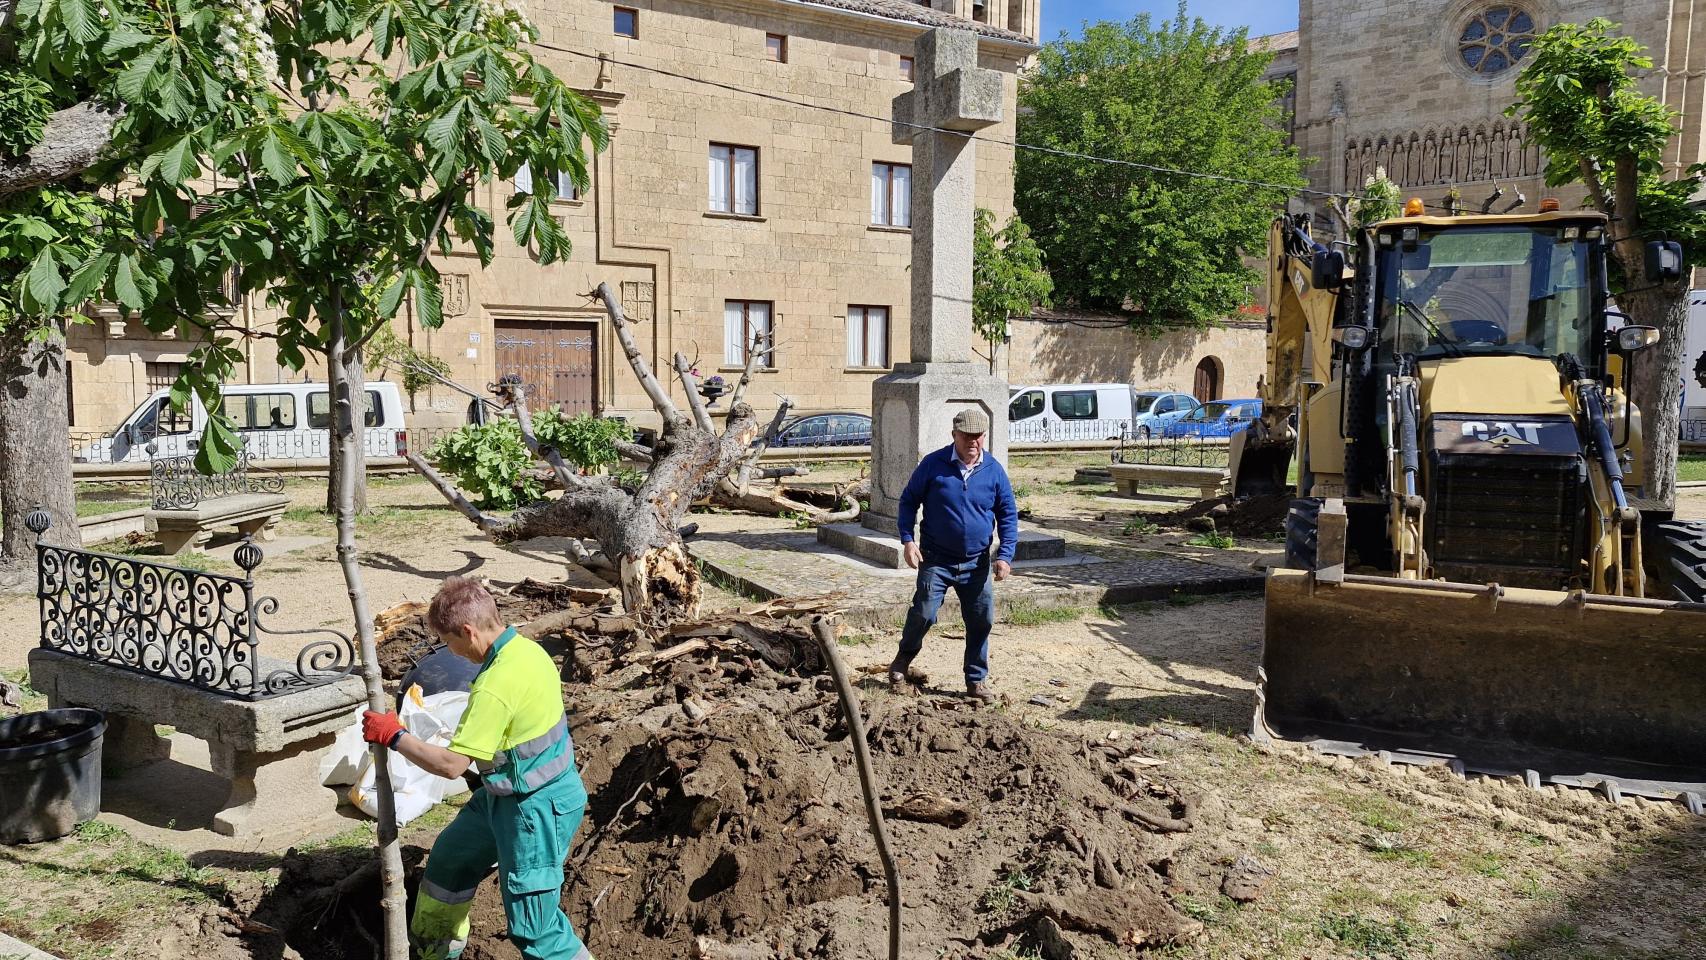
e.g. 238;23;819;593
1115;426;1233;468
149;450;286;510
71;426;459;464
27;510;356;700
1009;417;1134;444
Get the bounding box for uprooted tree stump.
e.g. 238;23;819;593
408;280;860;625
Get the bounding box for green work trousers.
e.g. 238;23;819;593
412;780;589;960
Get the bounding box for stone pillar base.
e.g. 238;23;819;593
867;362;1011;521
819;521;1066;569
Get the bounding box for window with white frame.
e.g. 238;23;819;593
724;300;774;367
871;162;911;227
708;144;759;215
514;162;579;201
846;305;889;368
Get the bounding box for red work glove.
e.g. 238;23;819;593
362;710;406;748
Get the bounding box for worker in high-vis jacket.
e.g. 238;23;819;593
362;576;590;960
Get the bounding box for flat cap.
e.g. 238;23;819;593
952;408;990;435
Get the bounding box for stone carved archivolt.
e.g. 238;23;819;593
1343;121;1540;190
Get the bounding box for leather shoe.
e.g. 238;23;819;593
966;679;993;701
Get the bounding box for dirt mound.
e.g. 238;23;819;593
374;578;608;681
1142;494;1291;539
213;600;1235;959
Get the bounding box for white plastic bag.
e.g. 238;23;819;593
321;685;472;826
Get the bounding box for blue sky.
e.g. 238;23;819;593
1040;1;1299;44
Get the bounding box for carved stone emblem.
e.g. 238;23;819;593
442;273;470;318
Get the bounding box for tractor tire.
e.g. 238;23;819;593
1643;519;1706;602
1283;497;1322;571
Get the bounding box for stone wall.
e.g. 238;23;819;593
1003;318;1267;400
65;0;1037;435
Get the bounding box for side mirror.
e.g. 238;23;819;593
1617;325;1661;352
1311;249;1346;291
1645;240;1684;282
1332;325;1372;350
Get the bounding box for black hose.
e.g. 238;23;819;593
1580;384;1628;511
1397;381;1420;497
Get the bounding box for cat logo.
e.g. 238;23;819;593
1460;421;1542;447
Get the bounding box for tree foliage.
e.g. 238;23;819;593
1508;17;1706;274
971;207;1051;371
5;0;607;472
429;410;632;509
1015;7;1305;327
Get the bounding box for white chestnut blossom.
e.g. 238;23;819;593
212;0;280;93
471;0;531;34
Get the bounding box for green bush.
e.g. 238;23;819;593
427;410;633;510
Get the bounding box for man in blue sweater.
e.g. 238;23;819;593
890;408;1019;700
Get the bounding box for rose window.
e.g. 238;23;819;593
1458;7;1537;75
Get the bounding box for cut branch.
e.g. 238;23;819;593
673;352;715;432
594;282;681;425
726;329;769;407
500;379;587;492
0;102;125;198
404;451;504;533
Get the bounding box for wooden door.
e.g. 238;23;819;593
493;319;597;416
1193;357;1220;403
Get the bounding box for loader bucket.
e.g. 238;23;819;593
1258;568;1706;801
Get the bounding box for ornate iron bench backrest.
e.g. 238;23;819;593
149;446;285;510
25;510;354;700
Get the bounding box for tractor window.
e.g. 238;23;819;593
1378;224;1598;365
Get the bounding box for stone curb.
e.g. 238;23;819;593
0;932;62;960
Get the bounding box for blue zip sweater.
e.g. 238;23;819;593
897;445;1019;563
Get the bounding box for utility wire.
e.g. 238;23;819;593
526;40;1370;205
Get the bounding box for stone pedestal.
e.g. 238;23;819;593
864;361;1010;524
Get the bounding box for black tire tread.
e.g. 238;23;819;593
1284;497;1321;571
1645;519;1706;602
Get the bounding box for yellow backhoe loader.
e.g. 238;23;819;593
1231;200;1704;808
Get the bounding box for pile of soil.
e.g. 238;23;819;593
1140;494;1292;539
374;578;604;681
216;601;1252;959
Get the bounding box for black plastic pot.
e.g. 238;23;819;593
0;708;105;844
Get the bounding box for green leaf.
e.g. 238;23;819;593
57;0;100;44
376;274;407;318
301;186;329;248
424;99;468;153
193;416;243;476
157;135;200;186
116;43;166;103
63;252;115;305
112;253;144;310
259;129;299;184
413;270;443;329
24;246;66;312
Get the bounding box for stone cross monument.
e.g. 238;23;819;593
821;27;1062;565
864;28;1010;525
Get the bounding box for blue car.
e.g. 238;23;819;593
1162;398;1264;438
770;412;872;448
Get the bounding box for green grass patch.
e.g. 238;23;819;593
1003;601;1088;627
1121;517;1159;536
2;669;48;713
1183;531;1236;549
75;498;145;518
1328;789;1411;832
1361;832;1435;867
1317;912;1425;957
1679;454;1706;483
978;867;1034;913
1464;851;1505;878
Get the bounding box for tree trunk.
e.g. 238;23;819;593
328;302;408;959
0;322;78;587
1625;285;1689;509
325;349;368;515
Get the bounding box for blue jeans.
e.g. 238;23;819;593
895;552;996;682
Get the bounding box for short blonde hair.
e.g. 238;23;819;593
427;577;503;635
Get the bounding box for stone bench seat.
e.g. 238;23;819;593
145;492;289;555
27;647;365;838
1108;462;1230;501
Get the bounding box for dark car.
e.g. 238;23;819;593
771;412;872;448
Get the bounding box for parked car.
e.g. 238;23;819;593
1161;398;1264;438
1008;383;1151;443
770;412;871;448
1129;390;1201;439
73;381;409;463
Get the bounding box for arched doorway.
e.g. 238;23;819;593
1193;356;1221;402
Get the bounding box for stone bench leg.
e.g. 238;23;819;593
1115;478;1136;497
46;697;172;773
208;730;337;838
235;515;281;543
156;528;212;556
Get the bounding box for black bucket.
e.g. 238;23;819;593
0;708;106;844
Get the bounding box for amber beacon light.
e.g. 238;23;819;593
1403;197;1425;217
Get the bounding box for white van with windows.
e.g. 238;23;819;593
1007;383;1150;443
74;381;408;464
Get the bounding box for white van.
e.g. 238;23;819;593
75;381;408;464
1007;383;1148;443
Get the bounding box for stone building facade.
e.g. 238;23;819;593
66;0;1042;436
1284;0;1706;216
